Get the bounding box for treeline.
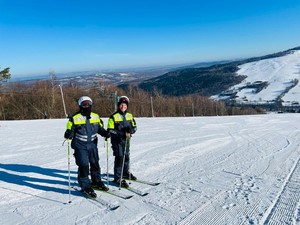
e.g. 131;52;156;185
0;79;263;120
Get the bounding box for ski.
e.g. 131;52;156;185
125;186;148;196
105;173;160;186
126;178;160;186
102;177;148;196
71;186;120;210
93;187;134;199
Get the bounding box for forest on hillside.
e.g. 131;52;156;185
0;77;264;120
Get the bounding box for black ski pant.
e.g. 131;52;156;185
75;147;101;190
114;154;130;181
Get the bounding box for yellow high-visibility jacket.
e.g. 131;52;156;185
107;110;137;145
65;112;107;149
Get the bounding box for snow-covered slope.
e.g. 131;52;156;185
1;115;300;224
215;50;300;106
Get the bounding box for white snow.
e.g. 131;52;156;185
1;115;300;224
214;50;300;105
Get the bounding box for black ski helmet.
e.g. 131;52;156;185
118;96;129;107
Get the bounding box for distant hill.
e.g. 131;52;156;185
137;46;300;97
138;64;246;96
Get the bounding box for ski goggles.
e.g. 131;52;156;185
80;100;92;107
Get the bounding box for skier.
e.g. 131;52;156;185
107;96;137;188
64;96;109;197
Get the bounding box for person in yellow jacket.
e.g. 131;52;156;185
107;96;137;188
64;96;109;198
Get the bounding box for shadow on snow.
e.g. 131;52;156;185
0;163;77;195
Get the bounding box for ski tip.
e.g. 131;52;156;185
125;195;134;199
134;179;160;186
141;192;149;196
110;205;120;210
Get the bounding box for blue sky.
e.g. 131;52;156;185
1;0;300;78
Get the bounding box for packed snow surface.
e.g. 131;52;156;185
1;114;300;224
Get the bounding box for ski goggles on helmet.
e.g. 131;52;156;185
80;100;92;107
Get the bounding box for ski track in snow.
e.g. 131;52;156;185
1;114;300;224
177;116;300;225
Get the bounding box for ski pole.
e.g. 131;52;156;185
119;136;129;190
106;139;109;186
67;139;72;203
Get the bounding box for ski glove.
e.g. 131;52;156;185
125;132;131;138
105;130;110;139
64;130;72;139
105;131;110;141
122;127;131;133
98;127;110;138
